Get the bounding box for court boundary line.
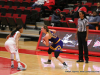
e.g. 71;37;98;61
0;46;100;62
0;50;100;63
0;56;27;75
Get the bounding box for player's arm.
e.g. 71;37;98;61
6;34;11;39
75;19;79;39
16;33;21;49
49;29;56;34
43;34;49;46
86;26;89;41
75;26;78;40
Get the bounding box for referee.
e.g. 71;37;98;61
75;11;89;63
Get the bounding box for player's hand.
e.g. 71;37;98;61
75;34;77;40
6;37;9;39
16;45;19;49
43;40;46;45
42;37;45;42
85;36;88;41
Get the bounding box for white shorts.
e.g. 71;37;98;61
5;39;17;54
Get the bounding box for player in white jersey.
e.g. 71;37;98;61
5;25;26;71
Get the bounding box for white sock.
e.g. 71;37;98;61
11;54;14;65
15;50;20;62
18;63;21;67
15;50;21;67
11;61;14;65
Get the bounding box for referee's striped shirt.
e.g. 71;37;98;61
78;18;89;32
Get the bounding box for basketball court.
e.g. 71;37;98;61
0;38;100;75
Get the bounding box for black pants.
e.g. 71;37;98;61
77;32;88;61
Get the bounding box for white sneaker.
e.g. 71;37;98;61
61;65;68;69
17;65;26;71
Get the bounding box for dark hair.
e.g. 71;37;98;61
77;1;82;4
10;25;23;37
79;11;87;18
43;25;49;32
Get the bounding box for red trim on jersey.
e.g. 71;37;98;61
13;33;16;37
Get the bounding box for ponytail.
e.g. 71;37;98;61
43;25;49;32
10;25;23;37
43;25;53;37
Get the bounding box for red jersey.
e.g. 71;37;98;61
43;0;55;10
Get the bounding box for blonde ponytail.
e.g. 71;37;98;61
43;25;53;37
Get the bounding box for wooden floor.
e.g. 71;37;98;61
0;38;37;50
0;38;100;75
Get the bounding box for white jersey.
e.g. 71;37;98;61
5;31;20;53
8;31;20;43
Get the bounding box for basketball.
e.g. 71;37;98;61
42;37;45;42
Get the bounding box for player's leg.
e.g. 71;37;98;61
15;50;26;71
11;53;14;68
55;41;68;69
5;42;26;70
44;48;53;64
5;43;15;68
55;51;68;69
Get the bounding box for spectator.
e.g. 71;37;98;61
51;9;65;27
31;0;46;9
42;0;55;17
93;2;100;14
88;11;100;30
67;1;87;20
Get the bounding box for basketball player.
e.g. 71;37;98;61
5;25;26;71
41;25;68;69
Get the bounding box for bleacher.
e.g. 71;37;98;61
44;0;100;30
0;0;100;41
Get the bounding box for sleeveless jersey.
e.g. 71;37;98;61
8;31;20;41
49;31;60;44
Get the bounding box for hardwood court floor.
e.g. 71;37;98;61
0;38;37;50
0;38;100;75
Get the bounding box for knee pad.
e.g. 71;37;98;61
55;54;59;58
48;48;53;54
54;51;60;58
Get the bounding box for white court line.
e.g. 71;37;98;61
0;56;27;75
0;50;100;63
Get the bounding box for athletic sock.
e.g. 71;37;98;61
11;61;14;65
48;59;51;62
18;63;21;67
63;62;67;66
